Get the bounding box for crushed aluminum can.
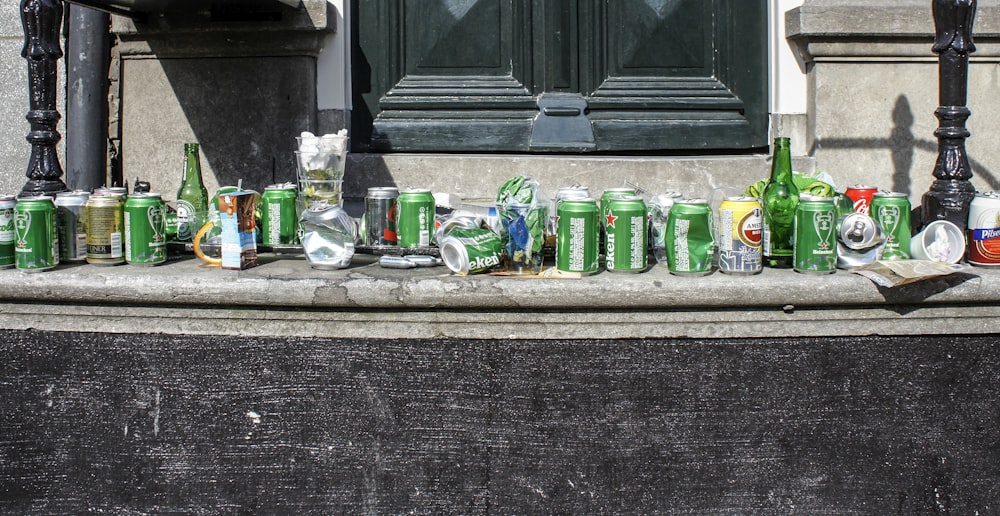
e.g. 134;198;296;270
648;191;684;263
433;211;483;245
836;212;886;269
300;202;358;269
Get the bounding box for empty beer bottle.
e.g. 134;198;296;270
761;137;799;268
175;143;209;242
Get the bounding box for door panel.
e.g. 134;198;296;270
353;0;767;153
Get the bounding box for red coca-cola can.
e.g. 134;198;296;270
844;185;878;216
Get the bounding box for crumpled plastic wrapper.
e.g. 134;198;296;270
851;259;971;287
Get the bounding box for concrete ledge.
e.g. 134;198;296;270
0;255;995;339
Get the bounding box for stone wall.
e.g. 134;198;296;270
789;0;1000;207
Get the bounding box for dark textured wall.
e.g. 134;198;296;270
0;329;997;514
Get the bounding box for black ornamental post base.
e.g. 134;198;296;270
921;0;977;230
20;0;68;198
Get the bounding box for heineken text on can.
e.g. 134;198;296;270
0;195;16;268
86;194;125;265
261;183;299;246
364;187;399;246
844;185;878;216
397;188;434;248
14;195;59;272
967;191;1000;266
793;194;837;274
440;227;503;275
605;196;647;272
870;191;911;260
55;191;89;262
556;198;599;274
665;199;714;275
717;196;763;275
124;193;167;265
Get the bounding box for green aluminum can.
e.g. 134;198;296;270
605;195;647;272
397;188;435;248
440;227;503;275
793;194;837;274
870;191;911;260
261;183;299;246
556;198;599;274
600;187;637;221
14;195;59;272
665;199;714;275
55;190;90;262
0;195;16;268
124;193;167;265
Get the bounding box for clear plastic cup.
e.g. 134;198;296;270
299;179;343;206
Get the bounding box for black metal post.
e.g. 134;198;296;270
66;3;110;192
20;0;68;197
922;0;977;230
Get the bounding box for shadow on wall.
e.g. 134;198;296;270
809;95;998;196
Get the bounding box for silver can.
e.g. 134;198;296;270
55;190;90;262
300;202;358;269
836;212;886;269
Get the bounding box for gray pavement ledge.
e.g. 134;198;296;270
0;253;996;340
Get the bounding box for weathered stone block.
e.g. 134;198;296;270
120;56;315;198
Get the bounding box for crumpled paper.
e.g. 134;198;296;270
851;259;971;287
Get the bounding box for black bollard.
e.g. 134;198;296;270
19;0;68;197
921;0;977;230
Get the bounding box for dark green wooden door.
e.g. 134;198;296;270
352;0;767;153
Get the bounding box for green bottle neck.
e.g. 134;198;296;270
769;142;792;183
182;150;204;187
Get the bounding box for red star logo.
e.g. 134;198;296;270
606;211;618;228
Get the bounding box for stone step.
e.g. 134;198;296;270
344;153;817;204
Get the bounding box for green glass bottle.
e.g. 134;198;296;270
175;143;209;242
761;137;799;268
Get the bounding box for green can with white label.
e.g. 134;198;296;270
124;193;167;265
440;227;503;275
556;198;599;274
0;195;16;268
14;195;59;272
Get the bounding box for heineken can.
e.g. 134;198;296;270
717;196;763;275
364;187;399;246
397;188;435;248
966;191;1000;266
86;193;125;265
551;186;592;248
556;198;599;274
793;194;837;274
0;195;16;268
124;193;167;265
14;195;59;272
261;183;299;246
440;227;503;275
604;195;647;273
600;187;637;224
665;199;714;275
870;191;911;260
55;190;90;262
